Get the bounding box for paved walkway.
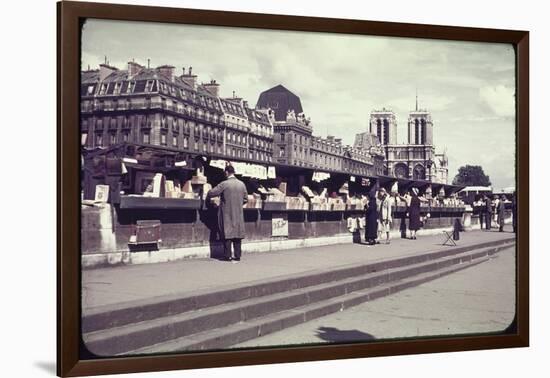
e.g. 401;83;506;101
234;245;516;347
82;227;515;311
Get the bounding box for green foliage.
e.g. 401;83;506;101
452;165;492;186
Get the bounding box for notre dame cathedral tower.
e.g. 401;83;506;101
359;96;448;184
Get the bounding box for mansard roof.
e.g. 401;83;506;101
80;66;223;113
256;84;303;122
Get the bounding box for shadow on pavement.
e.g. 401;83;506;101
315;326;375;343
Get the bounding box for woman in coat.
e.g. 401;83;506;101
364;192;379;245
408;187;422;239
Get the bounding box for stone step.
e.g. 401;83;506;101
82;241;514;356
82;236;515;334
128;256;492;354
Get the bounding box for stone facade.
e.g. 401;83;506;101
80;62;274;164
360;106;449;184
257;85;383;177
81;62;422;179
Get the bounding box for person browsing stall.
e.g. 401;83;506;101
206;165;248;263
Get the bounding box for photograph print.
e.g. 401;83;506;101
79;17;517;358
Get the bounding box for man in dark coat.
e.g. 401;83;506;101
206;165;248;262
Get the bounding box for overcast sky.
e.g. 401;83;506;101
82;19;516;190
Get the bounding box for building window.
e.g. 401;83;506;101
279;146;285;157
183;137;189;149
280;133;285;142
122;132;129;142
172;136;178;147
142;131;150;144
110;133;116;145
95;133;103;147
172;118;179;133
127;81;136;94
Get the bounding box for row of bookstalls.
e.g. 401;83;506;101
81;143;467;255
82;143;465;212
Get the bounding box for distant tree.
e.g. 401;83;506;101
452;165;492;187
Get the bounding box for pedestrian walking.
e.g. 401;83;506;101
484;195;493;230
408;187;422;240
497;194;507;232
378;188;393;244
206;165;248;262
364;191;379;245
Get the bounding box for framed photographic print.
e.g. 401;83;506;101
57;1;529;376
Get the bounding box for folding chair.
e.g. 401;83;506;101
442;230;457;246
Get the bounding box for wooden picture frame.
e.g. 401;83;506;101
57;1;529;376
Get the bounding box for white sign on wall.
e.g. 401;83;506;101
272;216;288;237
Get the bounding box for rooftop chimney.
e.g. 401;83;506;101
99;63;118;82
202;79;220;97
157;65;176;81
127;61;143;78
180;66;197;89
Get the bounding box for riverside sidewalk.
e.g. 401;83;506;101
82;228;515;311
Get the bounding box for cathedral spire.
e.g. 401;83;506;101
415;88;418;111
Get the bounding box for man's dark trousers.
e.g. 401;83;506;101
224;238;242;260
479;212;484;229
